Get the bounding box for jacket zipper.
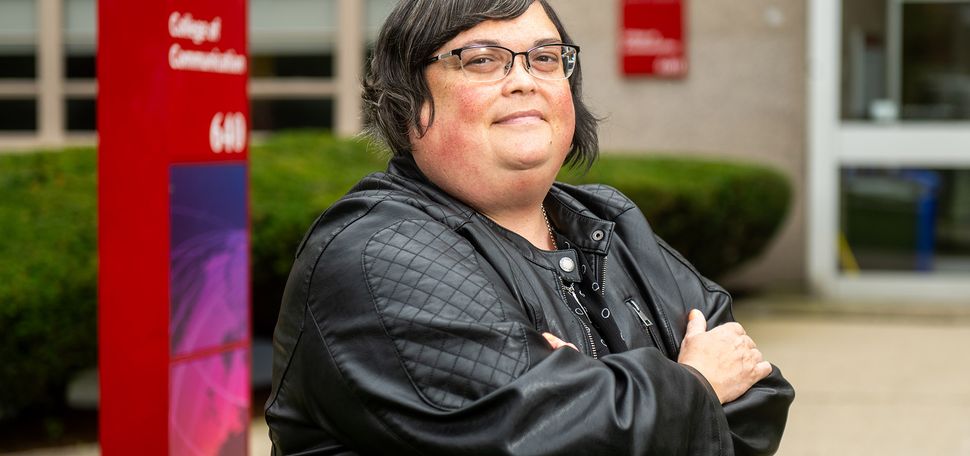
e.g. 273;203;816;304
598;256;607;296
626;299;668;356
561;282;599;359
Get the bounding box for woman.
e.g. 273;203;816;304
266;1;794;454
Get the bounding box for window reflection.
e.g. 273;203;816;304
900;2;970;120
842;0;970;121
840;168;970;273
841;0;889;120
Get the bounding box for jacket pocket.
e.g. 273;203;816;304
625;298;668;357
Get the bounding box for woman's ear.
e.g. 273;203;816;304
408;100;432;153
418;99;432;131
410;99;433;144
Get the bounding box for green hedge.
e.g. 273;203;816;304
0;131;790;418
0;149;98;418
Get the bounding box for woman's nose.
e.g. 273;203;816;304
503;54;538;92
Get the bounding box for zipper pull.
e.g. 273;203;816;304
627;299;653;328
627;299;669;357
564;283;593;324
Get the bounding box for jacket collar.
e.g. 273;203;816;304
387;154;428;183
545;187;615;256
385;154;615;257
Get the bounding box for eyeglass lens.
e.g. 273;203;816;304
459;45;576;82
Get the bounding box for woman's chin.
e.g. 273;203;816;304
493;139;565;171
499;150;556;171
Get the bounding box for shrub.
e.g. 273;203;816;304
0;148;98;418
560;155;791;279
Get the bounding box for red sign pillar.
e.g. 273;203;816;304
98;1;250;454
621;0;688;77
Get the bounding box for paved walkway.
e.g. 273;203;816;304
734;297;970;456
7;296;970;456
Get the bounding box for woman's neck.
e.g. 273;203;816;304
480;202;556;251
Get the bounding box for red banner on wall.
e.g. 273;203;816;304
621;0;688;77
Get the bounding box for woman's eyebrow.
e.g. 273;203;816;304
457;37;563;48
459;39;502;48
533;37;562;46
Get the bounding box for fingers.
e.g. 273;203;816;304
755;360;773;380
542;332;578;351
741;335;757;350
685;309;707;336
746;348;771;382
721;322;746;335
542;332;561;348
750;348;763;362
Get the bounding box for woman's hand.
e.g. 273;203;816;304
542;332;578;351
677;309;772;404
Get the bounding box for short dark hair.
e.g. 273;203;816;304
361;0;599;169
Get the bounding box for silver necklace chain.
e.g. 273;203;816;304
541;204;558;251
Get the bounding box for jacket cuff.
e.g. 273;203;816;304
680;363;722;406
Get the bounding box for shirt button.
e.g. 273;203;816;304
558;257;576;273
591;230;605;241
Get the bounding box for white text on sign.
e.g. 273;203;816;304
210;112;247;154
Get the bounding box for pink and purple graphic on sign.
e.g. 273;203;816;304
169;163;249;455
169;348;250;455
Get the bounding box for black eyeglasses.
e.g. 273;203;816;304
426;43;580;82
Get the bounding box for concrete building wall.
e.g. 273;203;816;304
551;0;808;291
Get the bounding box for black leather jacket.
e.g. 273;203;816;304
266;156;794;455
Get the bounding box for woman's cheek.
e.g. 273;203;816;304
556;92;576;146
455;89;490;124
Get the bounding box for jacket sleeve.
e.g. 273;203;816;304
267;200;733;456
562;183;794;456
658;238;795;456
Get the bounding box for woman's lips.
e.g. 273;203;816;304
494;110;545;125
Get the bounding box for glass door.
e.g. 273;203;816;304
809;0;970;300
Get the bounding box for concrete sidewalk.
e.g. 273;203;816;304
734;297;970;456
8;296;970;456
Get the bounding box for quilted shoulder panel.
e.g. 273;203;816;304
577;184;636;215
363;219;530;410
550;182;637;221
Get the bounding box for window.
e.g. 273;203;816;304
0;0;37;70
65;0;96;79
251;98;333;131
0;0;37;133
0;55;35;79
67;98;96;131
0;100;37;131
840;168;970;273
899;2;970;120
841;0;970;121
249;0;335;78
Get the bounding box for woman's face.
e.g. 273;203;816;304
411;1;576;214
